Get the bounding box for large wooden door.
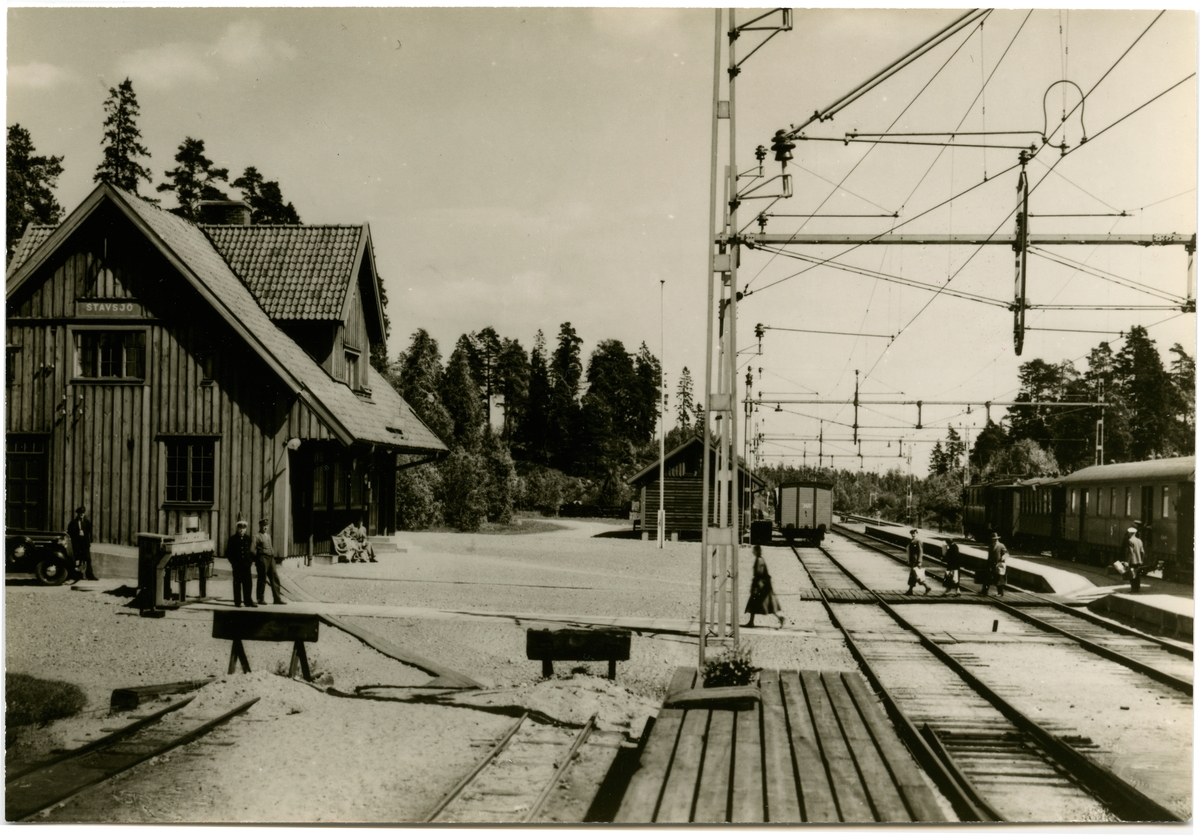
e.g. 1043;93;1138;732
6;435;48;530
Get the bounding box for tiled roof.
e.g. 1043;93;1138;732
6;186;445;454
8;225;54;272
202;225;362;320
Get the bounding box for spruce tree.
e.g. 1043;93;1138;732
94;78;153;195
6;124;63;257
675;367;695;431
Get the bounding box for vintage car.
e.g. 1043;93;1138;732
5;529;77;585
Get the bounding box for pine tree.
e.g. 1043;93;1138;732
232;167;301;224
468;327;503;425
6;124;63;258
495;337;529;443
521;331;552;464
94;78;153;195
1168;343;1195;455
395;328;452;442
1114;326;1174;460
441;336;485;450
675;367;695;431
632;342;662;446
547;322;583;471
156;137;229;220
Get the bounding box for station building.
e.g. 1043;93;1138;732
5;183;446;558
628;435;764;538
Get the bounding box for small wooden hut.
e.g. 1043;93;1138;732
627;435;764;538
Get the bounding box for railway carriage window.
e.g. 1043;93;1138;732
1125;487;1132;517
1111;487;1117;516
1162;486;1170;519
1069;489;1076;512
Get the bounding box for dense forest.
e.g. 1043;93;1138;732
386;324;664;530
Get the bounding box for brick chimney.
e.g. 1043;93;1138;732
198;200;252;226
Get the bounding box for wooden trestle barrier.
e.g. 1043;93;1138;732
212;610;320;681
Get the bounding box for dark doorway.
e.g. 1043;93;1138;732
6;435;48;530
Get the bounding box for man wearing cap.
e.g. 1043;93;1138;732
66;506;97;581
225;521;256;608
254;518;285;605
1123;525;1145;593
981;532;1008;597
905;529;931;596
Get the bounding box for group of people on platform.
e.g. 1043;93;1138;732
909;528;1007;597
334;519;377;564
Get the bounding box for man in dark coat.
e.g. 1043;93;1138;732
225;520;256;607
981;532;1008;597
905;529;931;595
66;506;97;580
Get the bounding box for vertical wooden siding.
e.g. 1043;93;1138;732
6;229;305;553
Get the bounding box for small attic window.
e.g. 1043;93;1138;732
386;427;405;438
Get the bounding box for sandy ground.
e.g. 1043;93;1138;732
5;519;861;823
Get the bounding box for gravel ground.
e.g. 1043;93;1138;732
5;519;861;823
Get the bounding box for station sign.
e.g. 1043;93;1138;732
74;299;143;318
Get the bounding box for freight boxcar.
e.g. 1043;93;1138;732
776;481;832;546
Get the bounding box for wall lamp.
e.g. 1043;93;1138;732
285;437;302;451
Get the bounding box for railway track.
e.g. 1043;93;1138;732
791;540;1184;822
425;712;602;823
834;524;1193;692
6;697;259;821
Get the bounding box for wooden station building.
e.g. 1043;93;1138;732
5;183;446;558
628;435;764;538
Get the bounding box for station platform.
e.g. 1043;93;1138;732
614;666;950;823
1088;593;1193;641
854;521;1194;643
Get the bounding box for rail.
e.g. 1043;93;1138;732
806;539;1183;822
6;697;259;821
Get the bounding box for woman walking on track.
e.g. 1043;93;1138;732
745;546;785;629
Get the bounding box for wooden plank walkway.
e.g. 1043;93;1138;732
796;588;1060;606
614;667;950;823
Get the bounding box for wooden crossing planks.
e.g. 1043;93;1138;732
822;672;911;822
613;667;693;823
692;710;733;822
729;703;764;823
616;667;949;824
779;671;840;822
842;673;948;822
758;670;802;822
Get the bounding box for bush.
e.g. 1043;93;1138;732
395;458;443;530
6;673;87;727
438;448;487;531
701;644;758;688
517;465;571;515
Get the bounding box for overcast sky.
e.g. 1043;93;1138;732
8;6;1196;475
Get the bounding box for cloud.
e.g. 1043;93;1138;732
9;62;73;89
116;20;296;90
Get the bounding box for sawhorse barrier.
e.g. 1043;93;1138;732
526;626;631;680
213;610;319;681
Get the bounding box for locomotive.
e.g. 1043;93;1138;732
962;456;1195;583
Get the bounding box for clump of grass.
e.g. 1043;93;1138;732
6;673;87;728
702;644;758;688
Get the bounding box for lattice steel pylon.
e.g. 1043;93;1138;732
699;8;791;668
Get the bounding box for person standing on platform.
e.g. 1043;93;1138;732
982;532;1008;596
905;529;931;595
254;518;285;605
942;539;962;596
1124;525;1145;593
226;520;255;607
744;546;785;628
66;506;97;581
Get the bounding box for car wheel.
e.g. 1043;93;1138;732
35;557;69;586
